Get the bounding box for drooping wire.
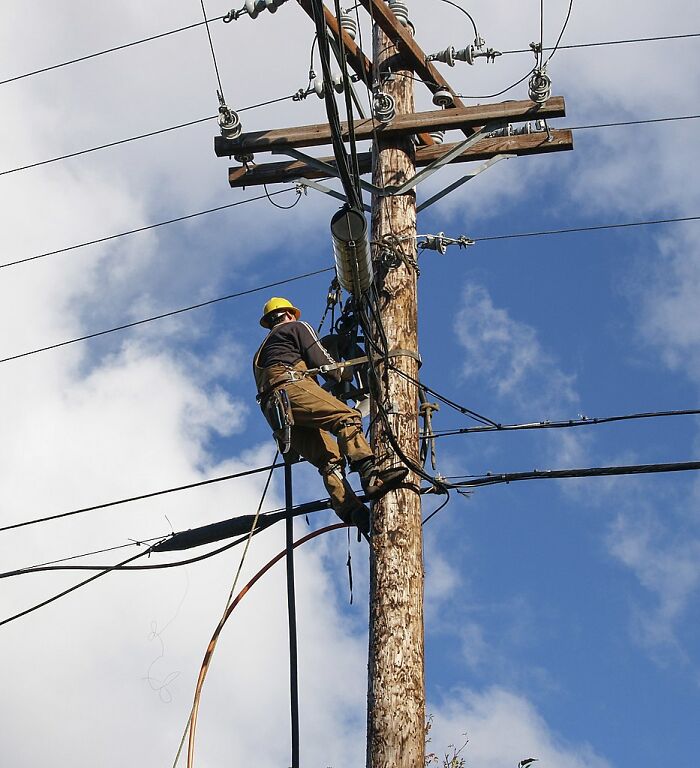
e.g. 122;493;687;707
433;0;479;38
263;183;303;209
175;523;348;768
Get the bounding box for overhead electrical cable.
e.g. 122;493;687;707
448;460;700;488
544;0;574;65
0;17;224;87
0;548;155;628
0;94;295;178
0;266;333;365
473;215;700;243
0;187;300;271
0;461;286;533
428;408;700;439
3;213;699;366
500;31;700;56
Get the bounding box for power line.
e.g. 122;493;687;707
0;187;299;270
448;460;700;488
0;462;286;533
3;213;698;366
473;215;700;243
568;114;700;130
0;266;333;365
0;94;294;178
501;31;700;56
429;408;700;438
0;18;224;87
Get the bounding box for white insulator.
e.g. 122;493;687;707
373;90;395;123
339;8;358;40
387;0;411;28
313;74;345;98
429;131;445;144
528;68;551;104
432;88;454;108
331;207;373;296
245;0;263;18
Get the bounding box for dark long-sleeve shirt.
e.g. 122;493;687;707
254;320;341;381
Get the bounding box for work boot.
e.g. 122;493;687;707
335;502;370;537
352;457;408;501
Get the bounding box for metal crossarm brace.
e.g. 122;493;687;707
295;178;372;212
416;154;514;212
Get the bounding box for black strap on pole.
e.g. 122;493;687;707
284;458;300;768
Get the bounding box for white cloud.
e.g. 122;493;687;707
428;687;611;768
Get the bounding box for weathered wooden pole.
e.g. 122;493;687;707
367;8;425;768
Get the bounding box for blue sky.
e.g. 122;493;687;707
0;1;698;767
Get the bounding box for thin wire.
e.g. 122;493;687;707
433;0;479;38
474;215;700;243
0;462;286;534
568;115;700;130
0;266;333;365
0;186;296;271
0;18;224;87
199;0;226;98
544;0;575;65
0;94;295;179
429;408;700;438
181;523;347;768
421;489;452;525
500;31;700;55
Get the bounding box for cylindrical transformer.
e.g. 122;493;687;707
330;207;373;295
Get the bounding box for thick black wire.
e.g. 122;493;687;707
0;266;333;365
449;460;700;488
0;462;286;534
0;18;224;87
263;184;303;209
309;0;362;210
0;548;154;628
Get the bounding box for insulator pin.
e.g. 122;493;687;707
313;74;345;98
218;106;242;140
429;131;445;144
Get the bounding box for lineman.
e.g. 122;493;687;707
253;297;407;535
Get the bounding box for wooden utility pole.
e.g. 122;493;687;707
214;5;572;766
366;15;424;768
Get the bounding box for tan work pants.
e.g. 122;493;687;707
260;364;373;515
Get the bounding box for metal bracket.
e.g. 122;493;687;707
273;119;507;200
417;153;515;212
294;178;371;212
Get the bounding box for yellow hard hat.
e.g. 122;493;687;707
259;297;301;328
